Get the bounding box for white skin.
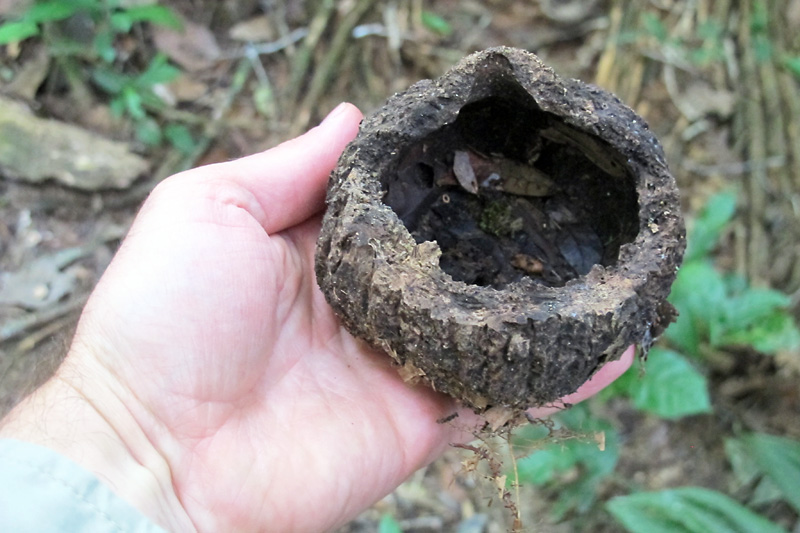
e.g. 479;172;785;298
0;103;634;532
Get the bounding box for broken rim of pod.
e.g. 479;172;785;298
315;47;685;420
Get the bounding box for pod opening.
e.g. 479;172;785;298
382;73;639;289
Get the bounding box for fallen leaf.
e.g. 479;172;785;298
453;150;478;194
153;15;221;71
229;15;275;42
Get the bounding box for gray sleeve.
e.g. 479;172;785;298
0;439;167;532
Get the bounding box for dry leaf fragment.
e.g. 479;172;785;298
594;431;606;451
153;17;221;71
453;150;479;194
511;254;544;274
229;16;275;42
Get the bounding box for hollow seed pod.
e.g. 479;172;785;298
315;47;685;414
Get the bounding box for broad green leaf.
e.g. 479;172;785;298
722;288;790;331
517;444;578;485
122;86;146;120
0;21;39;44
667;261;727;355
377;513;402;533
118;4;182;30
740;433;800;513
420;11;452;36
685;190;736;262
110;11;134;33
92;66;129;94
518;405;619;517
629;348;711;419
136;53;180;87
607;487;786;533
25;1;85;24
720;313;800;354
724;437;785;507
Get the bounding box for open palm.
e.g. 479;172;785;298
63;104;632;532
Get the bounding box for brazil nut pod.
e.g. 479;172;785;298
315;47;685;412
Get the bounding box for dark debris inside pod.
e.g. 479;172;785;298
382;88;640;290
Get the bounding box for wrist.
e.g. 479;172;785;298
0;350;195;532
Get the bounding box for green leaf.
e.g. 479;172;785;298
518;405;619;517
92;66;130;94
110;11;134;33
0;21;40;44
420;11;452;36
25;1;85;24
739;433;800;513
685;190;736;262
720;312;800;354
607;487;787;533
667;261;727;355
135;53;180;87
164;123;195;155
628;348;711;419
118;4;182;30
722;288;790;332
724;437;785;507
377;513;403;533
122;86;146;120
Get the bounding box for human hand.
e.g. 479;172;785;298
0;103;634;532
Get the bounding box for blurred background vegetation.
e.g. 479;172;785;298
1;1;799;531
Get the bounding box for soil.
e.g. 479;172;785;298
1;1;799;531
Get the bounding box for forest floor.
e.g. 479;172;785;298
1;1;799;531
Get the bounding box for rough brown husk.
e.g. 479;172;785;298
315;47;685;412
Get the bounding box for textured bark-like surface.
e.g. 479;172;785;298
315;47;685;412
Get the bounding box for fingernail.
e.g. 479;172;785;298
321;102;349;125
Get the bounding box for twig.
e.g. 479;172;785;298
221;28;309;59
737;0;770;286
0;294;88;343
291;0;377;134
285;0;335;101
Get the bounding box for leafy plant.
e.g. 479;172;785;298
516;191;799;531
607;487;787;533
91;52;184;146
726;433;800;514
516;404;620;519
0;1;195;149
603;347;711;419
666;191;800;357
0;0;180;56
